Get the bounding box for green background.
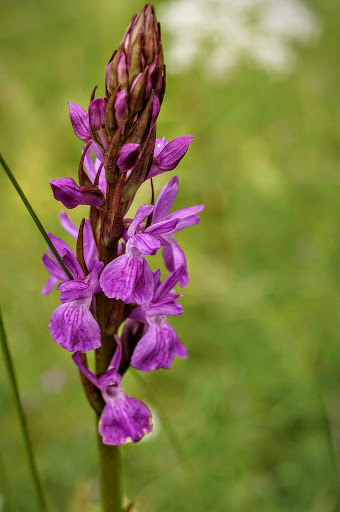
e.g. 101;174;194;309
1;0;339;510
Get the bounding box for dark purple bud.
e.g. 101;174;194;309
50;178;82;209
68;102;90;141
88;98;106;131
114;90;128;125
157;135;193;171
128;68;148;116
117;52;128;91
50;178;103;209
117;143;141;173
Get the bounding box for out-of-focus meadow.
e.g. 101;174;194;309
1;0;339;510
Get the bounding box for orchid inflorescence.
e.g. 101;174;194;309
42;3;204;446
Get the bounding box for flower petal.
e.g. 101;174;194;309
99;390;152;445
131;320;181;371
153;265;186;301
41;275;59;295
162;241;189;288
152;176;178;224
132;233;161;255
100;254;140;303
145;218;179;237
158;135;193;171
62;249;84;281
57;281;90;303
134;259;154;305
42;253;67;281
49;299;101;352
59;211;78;239
127;204;154;237
89;98;106;131
68;102;91;141
167;205;205;232
50;178;82;209
154;137;167;157
117;143;141;173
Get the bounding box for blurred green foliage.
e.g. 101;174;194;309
0;0;339;510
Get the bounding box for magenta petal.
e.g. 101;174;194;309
47;233;73;260
100;254;139;303
68;102;91;141
117;143;141;172
59;212;78;239
49;299;101;352
163;242;189;288
62;249;84;280
83;146;98;182
153;265;186;301
131;320;180;371
167;204;205;231
88;98;106;131
174;338;188;359
152;176;178;224
57;281;90;303
147;300;183;317
42;253;67;281
145;218;179;237
50;178;82;209
83;220;98;271
132;233;161;255
134;259;154;305
127;204;154;237
147;164;162;179
158;135;193;171
41;275;59;295
72;352;99;387
99;390;152;445
154;137;167;157
115;90;128;124
90;141;104;162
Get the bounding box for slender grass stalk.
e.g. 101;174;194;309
0;451;15;512
0;307;47;512
0;152;72;280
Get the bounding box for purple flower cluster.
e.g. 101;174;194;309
42;3;204;446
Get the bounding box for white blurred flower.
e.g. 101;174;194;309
159;0;321;78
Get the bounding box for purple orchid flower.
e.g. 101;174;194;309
130;266;187;371
148;135;193;179
72;337;152;445
42;212;98;294
49;250;103;352
100;204;179;305
152;176;205;287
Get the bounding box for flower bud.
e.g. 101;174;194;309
50;178;104;209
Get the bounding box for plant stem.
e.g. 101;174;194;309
96;416;122;512
0;152;72;280
0;307;47;512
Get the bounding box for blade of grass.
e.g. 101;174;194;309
0;152;72;280
0;451;15;512
0;306;47;512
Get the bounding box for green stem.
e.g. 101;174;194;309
96;416;122;512
0;307;47;512
0;152;72;280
